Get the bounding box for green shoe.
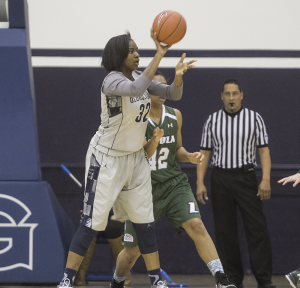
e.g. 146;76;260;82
285;269;300;288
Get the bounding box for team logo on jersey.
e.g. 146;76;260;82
106;96;122;118
124;233;134;242
167;123;173;128
159;135;175;144
0;194;38;271
130;94;150;103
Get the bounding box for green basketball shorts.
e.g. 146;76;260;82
123;173;201;247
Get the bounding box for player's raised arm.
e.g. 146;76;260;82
141;29;171;81
174;53;197;86
147;54;197;102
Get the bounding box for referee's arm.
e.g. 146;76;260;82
196;150;211;204
256;113;271;200
258;147;271;200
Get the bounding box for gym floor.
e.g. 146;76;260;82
0;274;290;288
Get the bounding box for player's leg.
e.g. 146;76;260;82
235;171;273;288
116;220;141;279
74;237;97;286
182;218;236;287
58;220;99;287
155;174;216;263
105;218;126;259
131;221;160;271
162;174;235;288
122;219;168;285
112;149;165;288
120;219;142;275
74;216;128;286
58;147;126;288
106;219;132;286
113;223;161;287
182;218;218;264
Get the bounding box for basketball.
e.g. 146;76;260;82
152;10;187;45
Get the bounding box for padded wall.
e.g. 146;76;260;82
0;182;75;282
0;1;76;282
0;0;40;180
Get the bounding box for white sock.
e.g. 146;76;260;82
207;259;224;276
113;272;126;283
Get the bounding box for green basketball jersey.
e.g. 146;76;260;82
146;105;183;184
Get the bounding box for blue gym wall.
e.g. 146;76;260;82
0;1;75;283
32;52;300;275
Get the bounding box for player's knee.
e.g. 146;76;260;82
132;222;157;254
105;219;124;239
124;246;141;263
185;218;207;237
69;224;98;256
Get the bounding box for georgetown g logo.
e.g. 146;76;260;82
0;194;38;271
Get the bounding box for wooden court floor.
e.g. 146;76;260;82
0;274;291;288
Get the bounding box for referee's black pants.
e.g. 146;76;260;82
211;167;272;287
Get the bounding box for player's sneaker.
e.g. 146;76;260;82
57;284;72;288
152;280;168;288
57;273;73;288
285;268;300;288
111;278;125;288
215;271;237;288
57;281;73;288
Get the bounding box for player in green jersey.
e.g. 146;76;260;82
115;71;237;288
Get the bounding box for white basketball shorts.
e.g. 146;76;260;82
81;145;154;231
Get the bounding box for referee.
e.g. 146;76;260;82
197;79;274;288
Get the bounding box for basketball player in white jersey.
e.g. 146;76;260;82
57;29;196;288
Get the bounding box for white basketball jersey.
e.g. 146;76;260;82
90;71;151;156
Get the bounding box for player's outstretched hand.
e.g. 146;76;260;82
153;127;164;143
188;152;204;165
196;183;208;205
175;53;197;76
278;173;300;187
151;28;172;57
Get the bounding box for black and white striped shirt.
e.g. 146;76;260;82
200;108;268;169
